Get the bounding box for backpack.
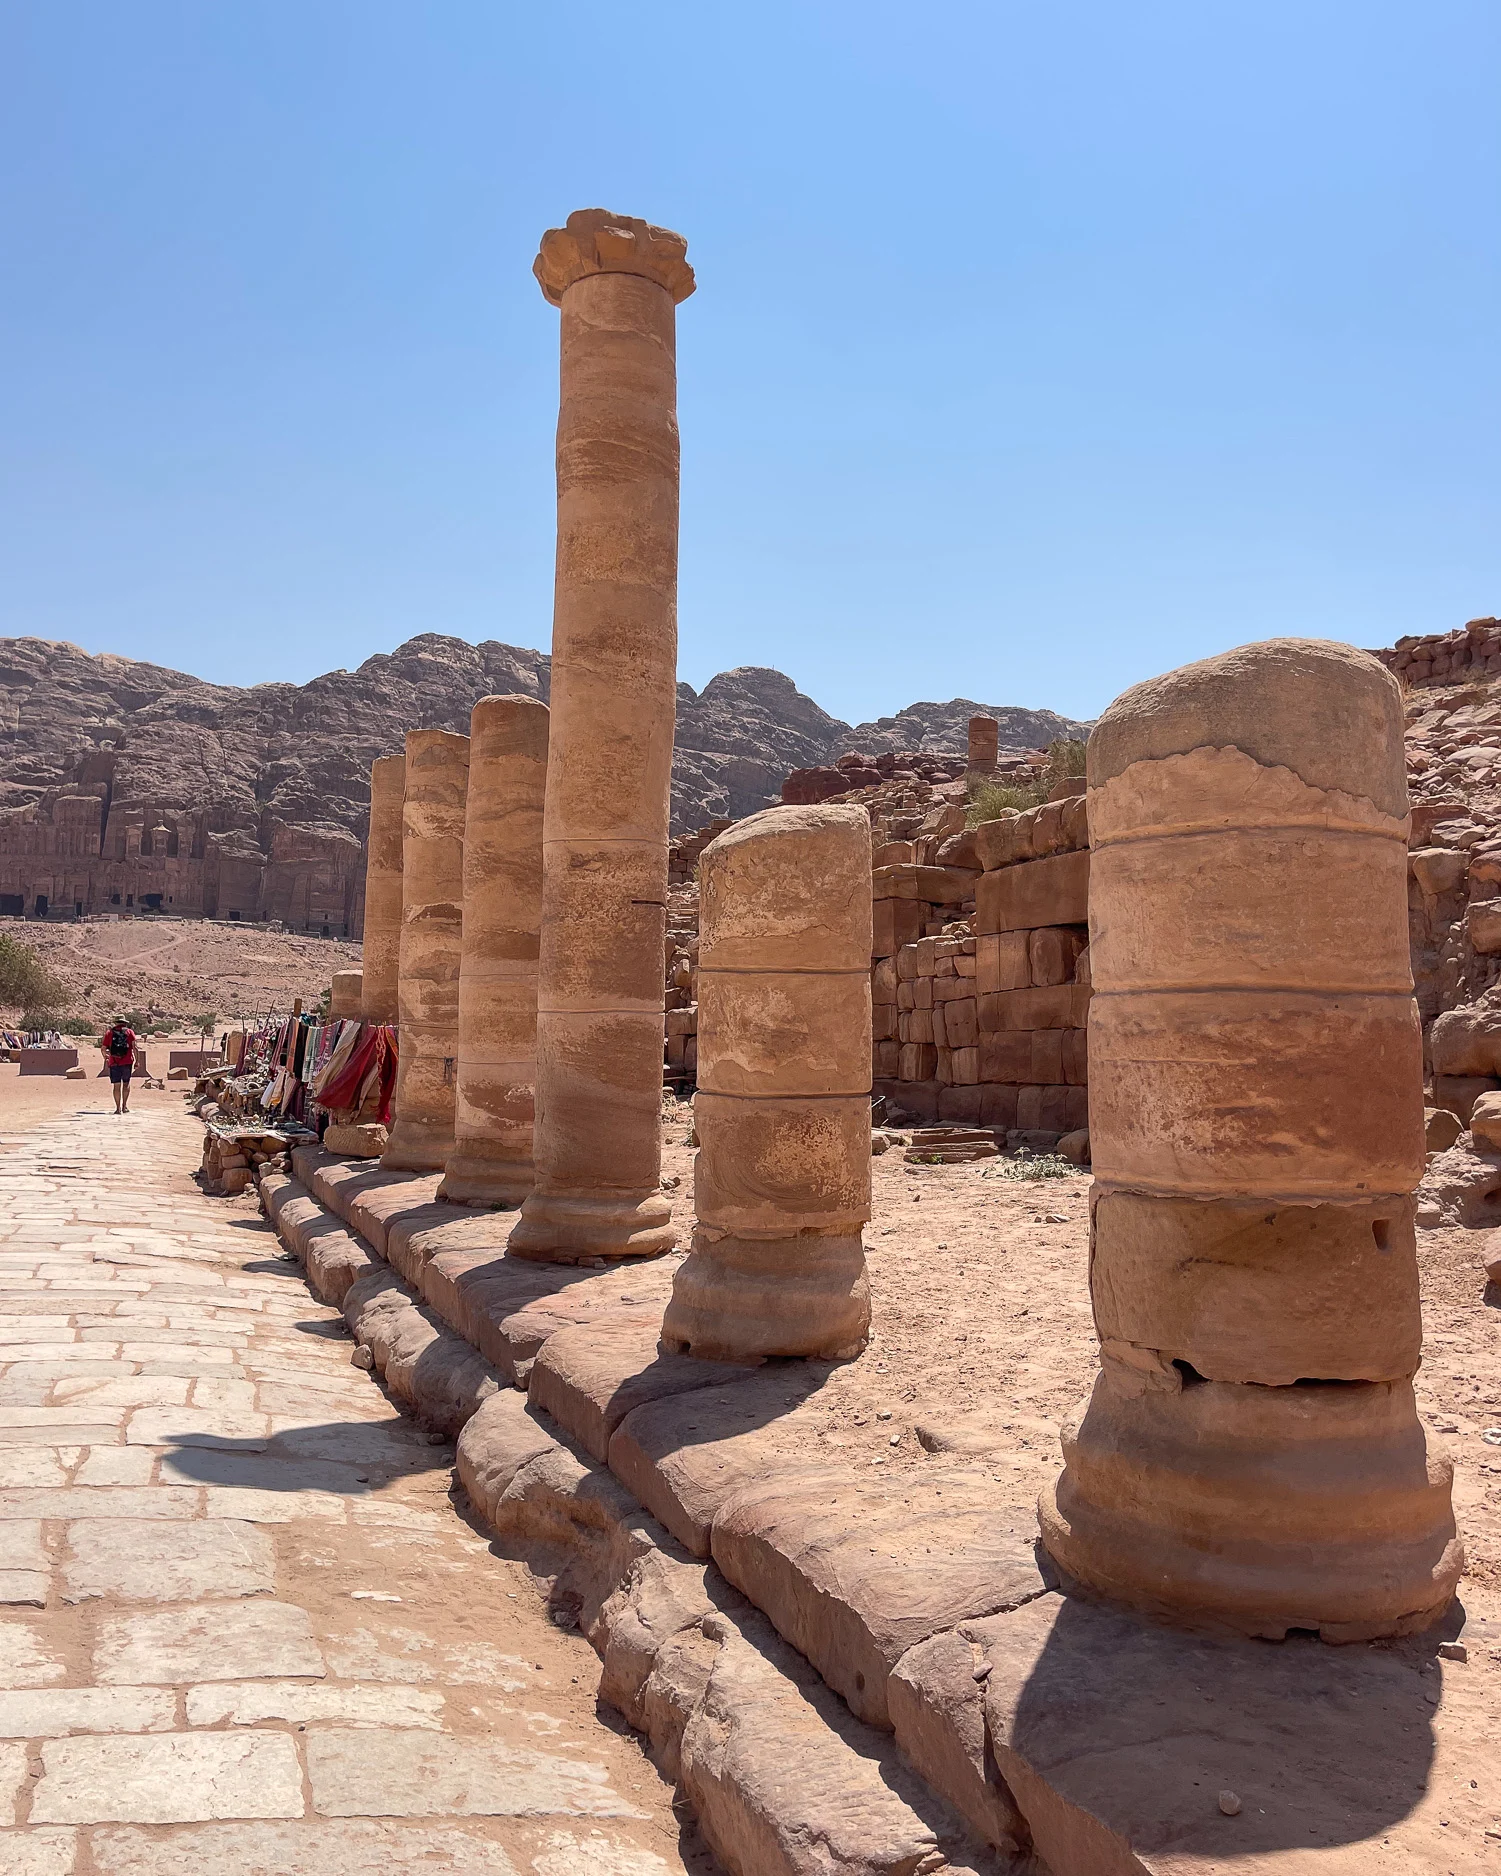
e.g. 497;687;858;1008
109;1026;131;1058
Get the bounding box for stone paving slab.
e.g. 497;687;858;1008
0;1102;705;1874
30;1732;305;1823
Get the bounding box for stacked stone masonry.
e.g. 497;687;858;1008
872;793;1090;1136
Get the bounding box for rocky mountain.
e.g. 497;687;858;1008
0;634;1092;841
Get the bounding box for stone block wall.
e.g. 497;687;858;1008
1380;617;1501;688
872;795;1091;1137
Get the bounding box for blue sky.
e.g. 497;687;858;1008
1;2;1496;726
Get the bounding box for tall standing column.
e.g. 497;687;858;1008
1039;638;1461;1641
968;714;999;777
382;730;469;1173
662;805;873;1361
439;694;549;1206
361;753;405;1024
509;208;695;1263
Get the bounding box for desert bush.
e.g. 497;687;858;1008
989;1152;1074;1181
1044;738;1087;792
966;778;1045;823
0;936;65;1013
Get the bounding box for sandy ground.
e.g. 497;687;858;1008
0;1061;192;1132
3;917;361;1028
657;1094;1501;1591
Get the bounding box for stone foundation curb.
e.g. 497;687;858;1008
260;1152;1448;1876
261;1160;1024;1876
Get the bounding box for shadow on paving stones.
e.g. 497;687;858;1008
1003;1589;1446;1862
157;1428;443;1493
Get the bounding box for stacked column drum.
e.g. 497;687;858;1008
663;804;872;1362
1040;638;1462;1641
382;730;469;1174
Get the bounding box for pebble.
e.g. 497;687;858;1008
351;1345;375;1370
1218;1792;1242;1817
971;1661;992;1682
1439;1641;1468;1662
877;1410;892;1421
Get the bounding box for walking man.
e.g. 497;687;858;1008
100;1016;137;1114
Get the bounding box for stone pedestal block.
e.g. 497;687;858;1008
1040;639;1460;1640
663;805;872;1362
361;753;405;1024
438;695;549;1207
511;210;694;1263
329;970;363;1020
382;730;469;1173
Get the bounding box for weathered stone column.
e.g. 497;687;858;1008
662;805;872;1360
361;753;405;1024
1040;638;1461;1640
438;694;549;1206
509;209;694;1263
329;970;363;1020
968;714;998;777
382;730;469;1173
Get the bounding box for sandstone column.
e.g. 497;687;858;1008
381;730;469;1173
509;209;694;1262
662;804;872;1360
361;753;405;1024
968;714;998;777
438;694;549;1206
1040;639;1461;1641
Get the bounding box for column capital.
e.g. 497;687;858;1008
534;209;695;308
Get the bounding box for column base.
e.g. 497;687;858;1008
380;1119;455;1174
507;1188;678;1263
1038;1365;1463;1642
661;1230;870;1362
436;1151;533;1209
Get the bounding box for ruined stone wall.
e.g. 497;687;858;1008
872;795;1090;1138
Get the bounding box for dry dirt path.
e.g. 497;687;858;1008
0;1097;705;1876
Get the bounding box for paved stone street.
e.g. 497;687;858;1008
0;1094;702;1874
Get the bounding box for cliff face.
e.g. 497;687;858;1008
0;633;1092;929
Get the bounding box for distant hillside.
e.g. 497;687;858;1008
0;633;1093;842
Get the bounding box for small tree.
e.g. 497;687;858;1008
0;936;65;1013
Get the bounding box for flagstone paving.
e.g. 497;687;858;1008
0;1100;710;1874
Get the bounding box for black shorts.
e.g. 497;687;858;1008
108;1062;133;1084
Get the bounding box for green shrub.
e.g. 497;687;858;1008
58;1018;96;1038
966;778;1044;825
990;1152;1076;1181
1044;738;1087;793
966;738;1089;828
0;936;65;1012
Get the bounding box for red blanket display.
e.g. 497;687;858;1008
316;1024;398;1126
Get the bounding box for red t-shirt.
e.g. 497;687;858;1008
101;1026;137;1065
